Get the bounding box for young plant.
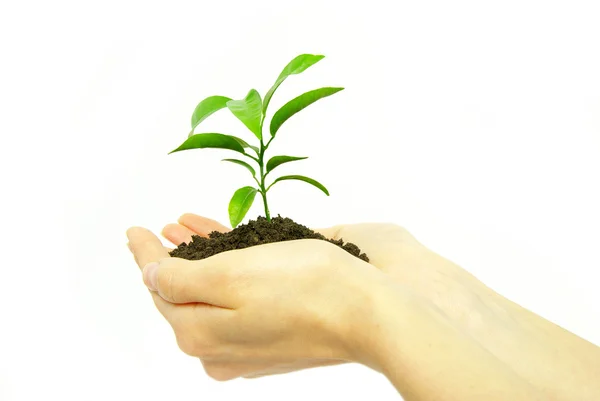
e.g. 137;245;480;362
169;54;343;228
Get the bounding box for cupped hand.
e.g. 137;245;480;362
163;214;504;337
127;226;385;381
142;214;600;401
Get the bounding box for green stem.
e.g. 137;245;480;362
261;189;271;221
259;113;272;222
258;147;271;221
243;153;260;163
265;135;275;150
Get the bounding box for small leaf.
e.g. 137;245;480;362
268;175;329;196
231;136;260;155
263;54;325;113
266;155;308;174
270;87;344;137
169;133;245;154
228;186;258;228
227;89;263;140
222;158;256;176
189;96;232;135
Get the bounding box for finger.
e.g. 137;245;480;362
126;227;171;270
127;242;173;254
178;213;231;235
312;225;341;240
126;227;177;313
162;223;195;246
201;360;274;381
145;256;239;308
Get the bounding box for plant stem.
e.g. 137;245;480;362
261;189;271;221
258;137;271;222
257;109;273;222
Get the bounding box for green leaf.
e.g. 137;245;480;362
227;89;263;140
268;175;329;196
270;87;344;137
230;136;260;155
228;186;258;228
189;96;232;136
169;133;245;154
266;155;308;174
263;54;325;113
222;158;256;176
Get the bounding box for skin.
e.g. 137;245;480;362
126;214;600;400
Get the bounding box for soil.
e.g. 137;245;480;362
169;216;369;262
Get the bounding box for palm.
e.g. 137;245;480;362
161;214;491;379
161;214;350;379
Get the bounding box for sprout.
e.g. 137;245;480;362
170;54;343;228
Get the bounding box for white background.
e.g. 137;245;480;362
1;0;599;400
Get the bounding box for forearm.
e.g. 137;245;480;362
349;281;545;401
468;289;600;400
400;251;600;400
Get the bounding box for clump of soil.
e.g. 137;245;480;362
169;216;369;262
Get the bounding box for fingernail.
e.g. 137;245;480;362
142;262;159;291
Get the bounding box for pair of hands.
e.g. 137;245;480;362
126;213;494;381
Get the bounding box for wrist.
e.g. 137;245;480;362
343;277;546;400
339;272;416;371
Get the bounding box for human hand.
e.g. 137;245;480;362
127;224;547;400
157;215;600;400
162;214;504;340
126;226;387;381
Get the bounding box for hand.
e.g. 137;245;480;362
127;226;386;381
162;214;504;343
126;224;546;400
160;214;506;378
134;215;600;399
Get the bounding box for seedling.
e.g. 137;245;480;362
169;54;343;228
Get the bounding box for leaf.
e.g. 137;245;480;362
226;89;263;140
189;96;232;135
266;155;308;174
169;133;245;154
222;158;256;176
268;175;329;196
263;54;325;113
270;87;344;137
230;136;260;155
228;186;258;228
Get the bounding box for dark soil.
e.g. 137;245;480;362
169;216;369;262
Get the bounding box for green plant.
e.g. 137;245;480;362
169;54;344;228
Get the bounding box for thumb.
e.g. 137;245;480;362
142;258;237;308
